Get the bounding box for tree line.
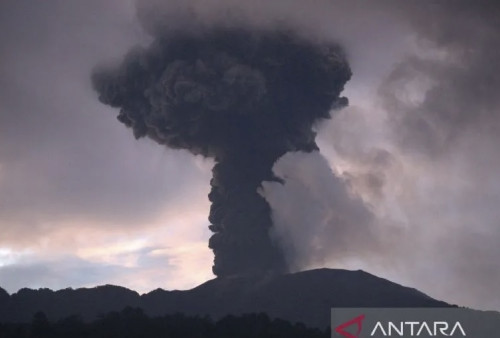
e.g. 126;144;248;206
0;307;329;338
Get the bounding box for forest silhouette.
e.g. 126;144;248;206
0;308;329;338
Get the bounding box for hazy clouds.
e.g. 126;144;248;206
0;0;499;311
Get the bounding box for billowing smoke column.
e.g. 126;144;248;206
92;27;351;277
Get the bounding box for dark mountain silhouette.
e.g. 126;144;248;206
0;268;450;328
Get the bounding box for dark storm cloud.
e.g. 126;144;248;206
92;13;351;277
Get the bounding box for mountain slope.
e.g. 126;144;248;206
0;268;450;328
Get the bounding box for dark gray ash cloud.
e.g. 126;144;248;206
92;11;352;277
1;0;499;312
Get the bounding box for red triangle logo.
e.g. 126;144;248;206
334;314;365;338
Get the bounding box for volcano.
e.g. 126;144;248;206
0;268;451;328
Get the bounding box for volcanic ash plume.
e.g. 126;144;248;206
92;28;351;277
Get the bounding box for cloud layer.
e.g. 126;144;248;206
0;0;499;311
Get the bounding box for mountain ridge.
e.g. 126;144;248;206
0;268;452;328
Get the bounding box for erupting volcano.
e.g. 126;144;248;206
92;27;351;277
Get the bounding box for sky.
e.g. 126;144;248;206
1;0;499;311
